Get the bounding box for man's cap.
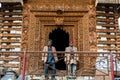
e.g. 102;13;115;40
48;39;52;42
69;39;73;44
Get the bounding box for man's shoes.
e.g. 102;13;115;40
67;74;76;79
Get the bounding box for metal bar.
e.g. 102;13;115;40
110;53;114;80
22;51;27;80
0;51;111;54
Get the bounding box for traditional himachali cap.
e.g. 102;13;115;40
69;39;73;44
48;39;52;43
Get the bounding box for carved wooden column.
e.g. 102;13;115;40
21;3;30;51
83;15;90;51
78;19;83;51
21;3;31;74
85;4;97;74
88;5;97;51
88;5;97;71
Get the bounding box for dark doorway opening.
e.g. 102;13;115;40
49;27;69;70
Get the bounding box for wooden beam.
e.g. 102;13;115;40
98;0;120;4
1;34;21;37
98;41;116;44
0;0;23;5
97;34;116;38
97;29;117;32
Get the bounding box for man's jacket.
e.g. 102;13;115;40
42;46;57;63
65;46;79;64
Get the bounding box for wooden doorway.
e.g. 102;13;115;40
49;27;69;70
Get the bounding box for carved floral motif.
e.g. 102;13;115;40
21;4;31;50
88;5;97;51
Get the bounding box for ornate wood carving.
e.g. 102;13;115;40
21;4;30;51
21;0;97;75
28;0;89;11
54;17;64;25
88;5;97;51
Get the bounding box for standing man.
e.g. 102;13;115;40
42;39;57;80
65;40;79;76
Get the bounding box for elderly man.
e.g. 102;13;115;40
65;40;79;76
42;39;57;80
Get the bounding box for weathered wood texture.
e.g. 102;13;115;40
21;0;97;75
0;0;23;5
98;0;120;4
0;3;22;74
0;0;119;76
96;4;119;52
0;3;22;51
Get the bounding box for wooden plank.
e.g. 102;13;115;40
0;17;22;21
1;64;19;68
97;24;116;27
0;0;23;5
2;23;22;26
1;34;21;37
0;57;19;61
96;13;114;17
0;12;22;15
98;41;116;44
1;7;22;10
99;48;117;50
97;18;115;22
96;7;114;12
97;34;116;38
98;46;116;48
97;29;117;32
0;45;20;48
0;53;22;56
0;28;21;31
1;28;21;31
98;0;120;4
0;39;21;43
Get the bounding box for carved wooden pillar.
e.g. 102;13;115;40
21;3;30;51
88;5;97;51
83;15;90;51
88;5;97;72
73;25;78;47
21;3;31;74
82;5;97;74
77;19;84;72
78;19;83;51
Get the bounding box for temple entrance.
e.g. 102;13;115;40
49;27;69;70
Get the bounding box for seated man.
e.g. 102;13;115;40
42;39;57;80
65;40;79;76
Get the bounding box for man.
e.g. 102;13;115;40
42;39;57;80
65;40;79;76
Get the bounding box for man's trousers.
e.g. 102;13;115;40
44;63;56;80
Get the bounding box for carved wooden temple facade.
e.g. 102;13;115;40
0;0;120;79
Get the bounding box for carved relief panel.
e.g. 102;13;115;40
21;0;97;74
25;12;84;74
